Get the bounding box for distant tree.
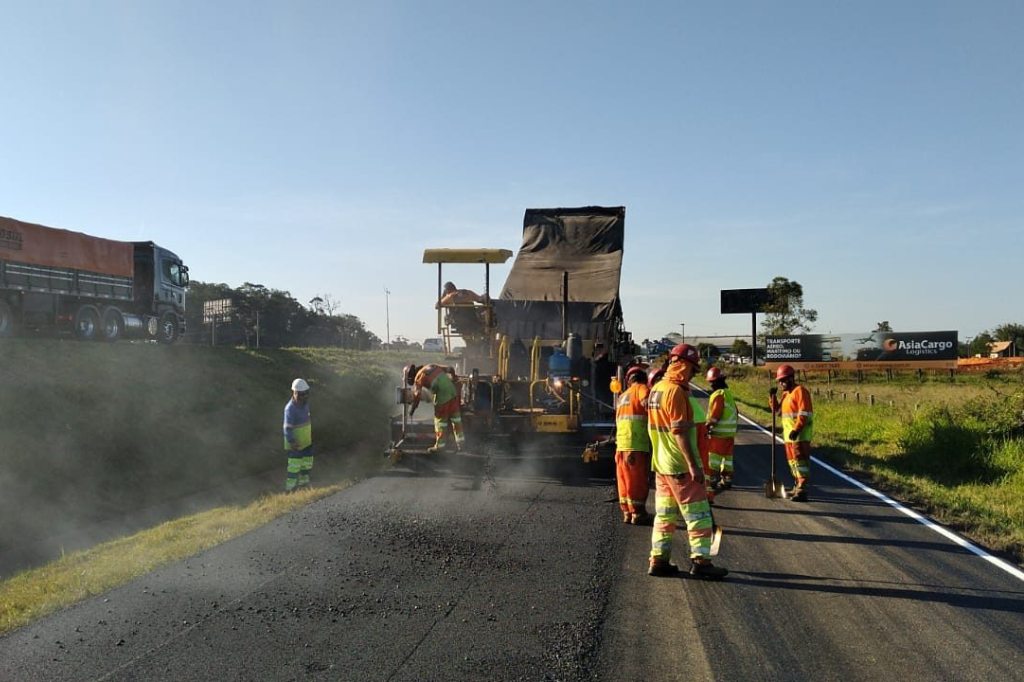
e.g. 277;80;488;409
875;321;893;332
697;342;718;362
181;280;380;349
963;332;994;358
388;335;419;351
731;338;752;357
761;276;818;336
309;293;341;317
992;323;1024;356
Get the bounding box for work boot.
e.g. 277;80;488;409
689;559;728;581
790;487;808;502
709;476;722;491
648;560;681;577
426;444;446;455
631;511;652;526
622;511;631;524
720;478;733;491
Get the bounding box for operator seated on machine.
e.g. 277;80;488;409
435;281;487;309
436;281;490;335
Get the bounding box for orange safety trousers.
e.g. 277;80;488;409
615;450;649;516
785;440;811;488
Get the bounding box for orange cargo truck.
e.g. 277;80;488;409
0;215;189;342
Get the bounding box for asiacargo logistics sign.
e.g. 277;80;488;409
765;331;959;370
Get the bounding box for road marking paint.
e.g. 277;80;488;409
737;409;1024;584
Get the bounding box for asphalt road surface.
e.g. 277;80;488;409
2;423;1024;681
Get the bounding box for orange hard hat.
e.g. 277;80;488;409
625;366;647;383
775;364;795;380
706;367;725;382
669;343;700;367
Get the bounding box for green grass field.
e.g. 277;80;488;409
720;365;1024;563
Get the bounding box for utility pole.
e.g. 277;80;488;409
679;322;685;342
385;287;391;351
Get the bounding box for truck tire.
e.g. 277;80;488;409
156;311;180;344
0;300;16;338
73;305;101;341
100;307;124;342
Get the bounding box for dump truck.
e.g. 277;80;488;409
0;215;189;342
388;206;637;464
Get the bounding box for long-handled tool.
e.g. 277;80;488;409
709;503;723;556
765;391;786;499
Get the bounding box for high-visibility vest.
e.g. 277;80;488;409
615;382;650;452
706;388;738;438
283;399;312;450
780;385;814;442
647;379;698;475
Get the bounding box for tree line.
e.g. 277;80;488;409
184;281;384;349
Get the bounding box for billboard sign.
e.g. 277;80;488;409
765;331;958;370
203;298;233;324
721;288;771;315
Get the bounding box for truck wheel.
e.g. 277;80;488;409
156;311;180;344
0;300;16;338
100;307;124;342
74;305;101;341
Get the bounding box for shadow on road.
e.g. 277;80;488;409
725;570;1024;612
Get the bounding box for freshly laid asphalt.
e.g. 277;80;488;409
2;423;1024;681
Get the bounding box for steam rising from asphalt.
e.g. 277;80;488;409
0;343;396;579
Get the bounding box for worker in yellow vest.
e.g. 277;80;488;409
614;366;651;525
705;367;739;493
283;378;313;492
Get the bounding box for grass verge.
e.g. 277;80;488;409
0;484;348;637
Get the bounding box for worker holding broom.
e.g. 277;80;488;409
769;364;813;502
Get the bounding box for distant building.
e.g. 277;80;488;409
987;340;1012;358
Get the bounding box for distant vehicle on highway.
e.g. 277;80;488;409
0;215;188;343
422;337;444;353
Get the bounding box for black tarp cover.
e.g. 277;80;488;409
496;207;625;342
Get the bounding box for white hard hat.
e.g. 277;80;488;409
291;378;310;392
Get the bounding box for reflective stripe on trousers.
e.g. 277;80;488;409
615;450;649;514
785;441;811;486
650;472;714;561
286;447;314;491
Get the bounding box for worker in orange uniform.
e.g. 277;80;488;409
769;364;813;502
646;344;728;580
405;363;465;453
614;366;651;525
653;367;715;502
705;367;738;493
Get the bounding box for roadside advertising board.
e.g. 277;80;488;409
765;331;959;371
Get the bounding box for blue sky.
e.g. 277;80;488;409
2;1;1021;346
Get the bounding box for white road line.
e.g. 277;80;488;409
737;409;1024;584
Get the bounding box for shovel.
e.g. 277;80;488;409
765;393;786;499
